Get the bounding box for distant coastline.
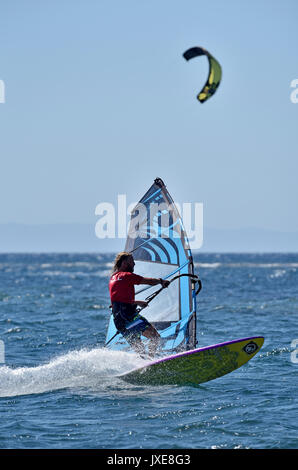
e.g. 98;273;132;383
0;223;297;253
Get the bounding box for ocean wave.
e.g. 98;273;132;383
195;262;298;269
0;348;144;398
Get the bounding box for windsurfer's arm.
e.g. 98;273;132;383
138;277;170;288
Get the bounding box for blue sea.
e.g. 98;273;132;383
0;252;297;450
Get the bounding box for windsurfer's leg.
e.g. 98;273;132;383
125;333;146;356
142;325;161;357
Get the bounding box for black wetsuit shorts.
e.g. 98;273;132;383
112;301;150;338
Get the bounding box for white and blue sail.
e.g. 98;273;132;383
106;178;199;354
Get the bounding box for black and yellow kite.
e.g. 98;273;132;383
183;47;222;103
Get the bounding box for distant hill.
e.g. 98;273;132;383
0;223;297;253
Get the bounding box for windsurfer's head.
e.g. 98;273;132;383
112;252;135;273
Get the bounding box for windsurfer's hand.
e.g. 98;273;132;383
160;279;170;288
135;300;149;308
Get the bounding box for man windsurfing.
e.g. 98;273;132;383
109;252;170;357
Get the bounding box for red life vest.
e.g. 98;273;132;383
109;271;144;304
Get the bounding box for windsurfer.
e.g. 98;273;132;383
109;252;170;357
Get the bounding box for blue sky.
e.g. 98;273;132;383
0;0;297;251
